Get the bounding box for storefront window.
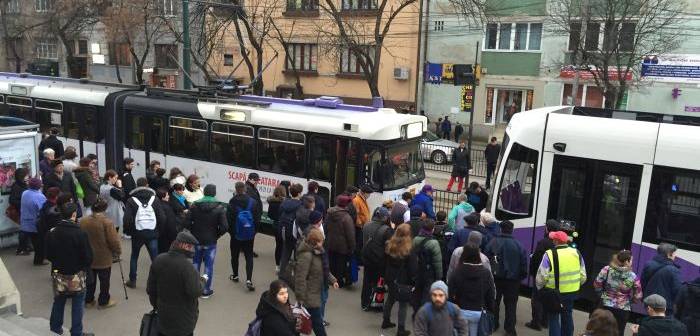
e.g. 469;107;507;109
484;88;535;124
561;84;604;108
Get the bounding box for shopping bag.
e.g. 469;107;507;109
139;310;159;336
292;303;312;335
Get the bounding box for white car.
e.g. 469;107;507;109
421;131;459;164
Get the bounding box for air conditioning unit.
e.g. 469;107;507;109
393;67;410;80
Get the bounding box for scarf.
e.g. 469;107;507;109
172;192;186;207
195;196;218;203
314;247;332;285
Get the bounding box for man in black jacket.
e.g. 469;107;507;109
361;206;394;311
43;160;77;200
156;188;181;254
446;142;471;193
119;157;136;196
306;181;327;217
229;181;257;291
486;220;527;335
186;184;228;297
39;127;64;159
631;294;688;336
123;178;166;288
45;202;95;336
246;173;263;258
525;219;559;331
147;231;205;336
484;137;501;190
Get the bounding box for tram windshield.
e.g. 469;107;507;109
367;140;424;190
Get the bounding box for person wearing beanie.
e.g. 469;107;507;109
411;184;436;220
414;280;468;336
147;231;206;336
447;231;491;280
306;210;324;236
536;231;587;336
412;220;443;312
325;196;356;288
447;244;495;336
360;206;394;310
183;183;227;297
227;181;258;291
526;219;560;331
18;177;46;256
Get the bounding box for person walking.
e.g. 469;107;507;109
484;137;501;190
411;184;436;220
454;123;464;143
361;207;394;310
123;178;166;288
630;295;688;336
80;199;121;309
383;224;416;336
156;188;181;254
146;231;205;336
581;309;618;336
448;245;496;336
39;127;65;158
325;195;356;288
255;280;297;336
268;186;286;269
278;183;304;276
294;228;339;336
19;177;46;259
246;173;263;259
74;157;100;214
228;181;257;291
446;142;471;193
119;157;136;196
593;249;642;336
536;231;587;336
8;167;28;225
526;219;560;331
45;202;95;336
465;182;489;213
185;184;228;297
675;269;700;332
306;181;327;217
486;220;527;335
446;194;475;233
641;243;682;316
441;116;452;140
414;280;468;336
36;187;61;265
447;231;491;280
43;160;77;200
99;170;125;233
412;220;443;312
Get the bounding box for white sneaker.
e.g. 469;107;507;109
275;266;280;273
122;234;131;240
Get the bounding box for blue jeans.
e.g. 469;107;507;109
320;284;328;319
129;237;158;282
193;244;217;294
308;306;326;336
461;309;482;336
549;293;577;336
50;291;86;336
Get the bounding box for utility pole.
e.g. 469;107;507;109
465;41;479;187
571;0;589;105
182;0;192;89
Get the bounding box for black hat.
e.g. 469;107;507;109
248;173;260;181
175;230;199;245
203;184;216;197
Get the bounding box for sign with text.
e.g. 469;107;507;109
560;66;633;81
460;85;474;113
641;54;700;83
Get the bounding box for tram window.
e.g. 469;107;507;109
34;100;63;134
64;106;81;139
258;128;305;176
366;149;383;190
496;142;538;219
6;96;32;119
150;117;164;152
169;117;208;160
82;105;99;142
211;122;254;167
643;166;700;251
0;95;5;116
128;114;146;150
310;136;333;181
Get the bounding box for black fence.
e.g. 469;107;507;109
432;188;463;215
421;143;488;177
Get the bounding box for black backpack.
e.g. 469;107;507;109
414;238;435;288
279;203;301;242
362;224;388;266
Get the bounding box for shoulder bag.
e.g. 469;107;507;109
538;248;563;313
51;270;86;297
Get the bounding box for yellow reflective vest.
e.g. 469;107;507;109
545;246;582;294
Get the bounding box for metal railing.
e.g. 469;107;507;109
431;188;463;215
421;143;488;177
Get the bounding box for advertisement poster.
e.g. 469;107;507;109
460;85;474;113
641;54;700;83
0;134;38;234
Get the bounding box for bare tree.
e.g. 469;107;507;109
318;0;418;98
270;19;304;98
0;0;45;73
549;0;686;108
230;0;277;95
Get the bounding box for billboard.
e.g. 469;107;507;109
641;54;700;83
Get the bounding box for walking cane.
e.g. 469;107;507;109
115;257;129;300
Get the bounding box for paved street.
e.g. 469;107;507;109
0;231;598;336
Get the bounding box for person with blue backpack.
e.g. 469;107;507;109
228;182;258;291
185;184;228;298
414;280;468;336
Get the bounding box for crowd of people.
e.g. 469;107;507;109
4;129;700;336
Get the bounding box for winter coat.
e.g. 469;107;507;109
9;180;27;211
447;224;490;257
294;241;337;308
123;187;166;240
255;291;297;336
440;119;452;133
295;207;312;234
227;194;256;237
361;220;393;268
484;143;501;165
267;196;284;224
45;219;93;275
325;206;356;255
413;235;443;283
454;124;464;137
62;159;78;173
530;236;555;277
186;196;228;245
148;177;170;192
486;233;528;281
446;202;475;232
675;277;700;332
448;262;496;313
450;148;471;178
446;247;491;281
169;193;189;218
147;249;204;336
119;170;136;196
37;201;61;235
352;193;371;227
38;135;64;158
43;172;77;199
79;213;121;269
39;159;52;177
305;191;327;217
385;253;417;296
641;255;682;315
246;181;263;224
99;184;125;230
636;316;688;336
279;198;302;241
593;265;642;311
158;200;181;254
75;167;100;207
19;189;46;233
411;191;436;220
414;301;468;336
466;189;489;213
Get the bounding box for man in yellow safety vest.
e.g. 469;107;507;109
535;231;587;336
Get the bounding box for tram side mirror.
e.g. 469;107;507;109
553;142;567;153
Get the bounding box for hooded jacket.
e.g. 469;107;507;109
46;219;93;275
641;255;682;315
43;171;77;199
352;193;371;227
123;186;166;239
267;196;284;223
187;196;228;245
325;206;356;255
147;247;204;336
413;235;443;284
38;201;61;235
414;301;468;336
636;316;688;336
385;253;417;294
19;189;46;233
158;199;181;254
74;167;100;207
446;202;475;232
255;291;297;336
80;213;121;269
675;277;700;332
447;262;496;312
227;194;255;237
278;198;302;240
294;241;337;308
447;224;490;257
486;233;528;281
411;192;436;220
593;264;642;311
9;179;27;211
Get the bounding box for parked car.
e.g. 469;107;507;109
421;131;459;164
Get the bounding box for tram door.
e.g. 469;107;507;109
126;114;165;180
334;139;358;198
546;155;642;305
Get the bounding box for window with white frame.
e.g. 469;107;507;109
35;0;50;12
6;0;20;13
159;0;176;15
434;21;444;31
485;22;542;51
340;45;375;74
36;40;58;59
342;0;377;10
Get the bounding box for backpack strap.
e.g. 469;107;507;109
146;196;155;207
552;247;560;290
133;197;143;207
246;198;254;212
